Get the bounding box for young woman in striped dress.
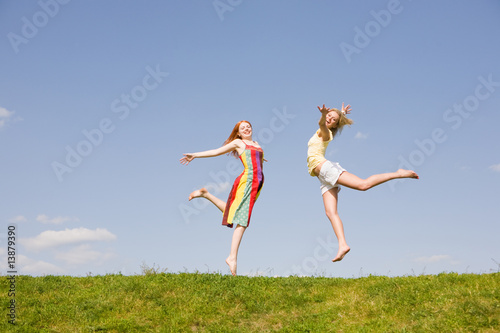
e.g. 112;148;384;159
308;104;419;262
180;120;264;276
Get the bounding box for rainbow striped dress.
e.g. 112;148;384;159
222;142;264;228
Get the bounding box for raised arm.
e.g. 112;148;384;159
317;104;332;141
180;139;243;165
341;102;352;115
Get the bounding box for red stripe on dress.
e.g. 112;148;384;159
247;149;263;226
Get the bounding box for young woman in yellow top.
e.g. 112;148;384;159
307;104;419;262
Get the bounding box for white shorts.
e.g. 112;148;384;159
317;160;346;195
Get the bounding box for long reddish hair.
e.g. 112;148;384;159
223;120;252;158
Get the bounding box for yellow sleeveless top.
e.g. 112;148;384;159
307;130;332;176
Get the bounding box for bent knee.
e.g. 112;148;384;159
356;181;371;191
358;184;370;191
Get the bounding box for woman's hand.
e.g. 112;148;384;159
318;103;351;115
341;102;352;115
180;153;195;165
317;104;332;114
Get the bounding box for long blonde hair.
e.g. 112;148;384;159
223;120;252;158
329;108;353;139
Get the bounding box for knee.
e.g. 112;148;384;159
325;209;338;220
357;181;371;191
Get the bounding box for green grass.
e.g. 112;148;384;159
1;272;499;332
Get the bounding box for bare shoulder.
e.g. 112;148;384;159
231;138;246;149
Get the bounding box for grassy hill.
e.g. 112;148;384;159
1;272;499;332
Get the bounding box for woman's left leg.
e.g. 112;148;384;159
226;225;246;276
188;188;226;212
337;169;418;191
323;187;350;262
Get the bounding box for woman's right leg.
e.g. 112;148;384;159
189;188;226;212
226;225;246;276
323;187;350;262
189;188;243;276
337;169;418;191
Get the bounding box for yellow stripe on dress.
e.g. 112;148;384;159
225;152;249;225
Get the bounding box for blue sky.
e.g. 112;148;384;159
1;0;499;278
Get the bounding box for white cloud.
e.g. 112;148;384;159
18;255;65;275
354;131;368;139
54;244;115;265
488;164;500;173
0;107;14;128
36;214;79;225
414;254;451;263
0;107;13;118
9;215;27;223
21;227;117;251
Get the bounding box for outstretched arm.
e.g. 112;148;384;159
317;104;333;141
180;140;243;165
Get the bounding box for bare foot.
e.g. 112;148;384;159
332;246;350;262
225;257;237;276
188;188;208;201
397;169;419;179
